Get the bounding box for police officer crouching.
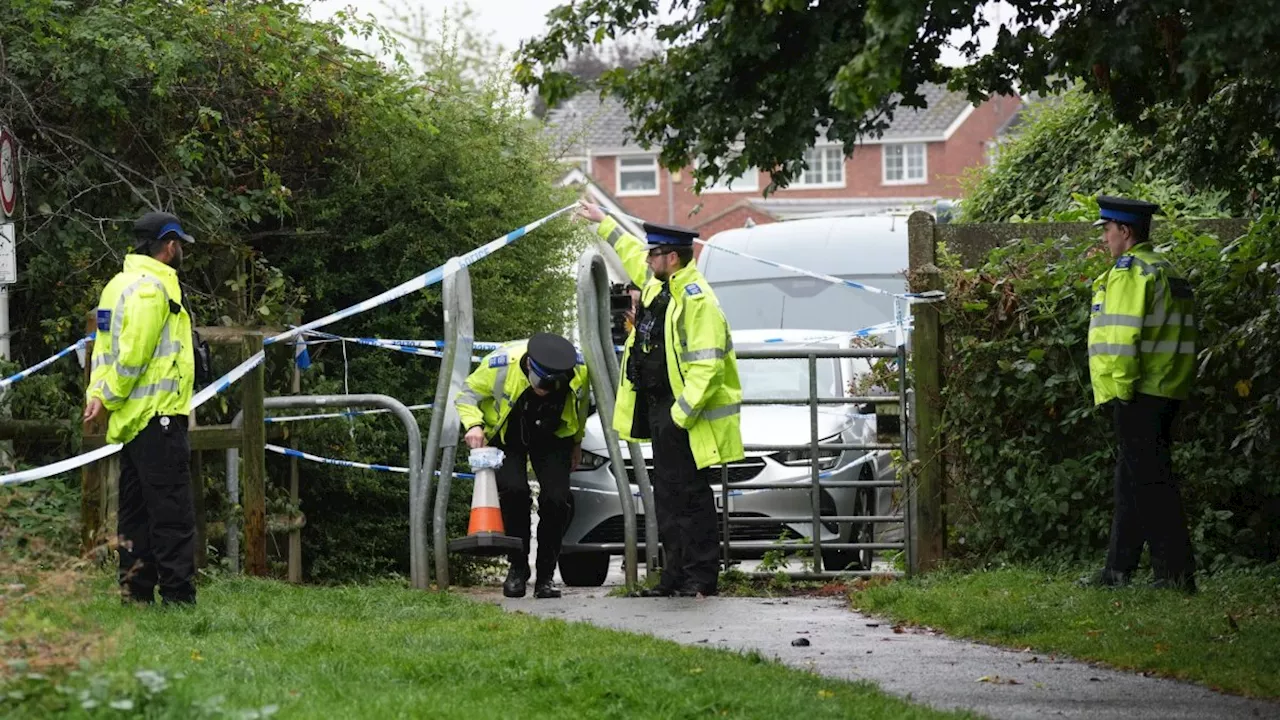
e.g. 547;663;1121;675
1081;196;1198;593
84;211;198;606
577;202;744;598
456;333;590;599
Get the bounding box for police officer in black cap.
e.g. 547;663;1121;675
456;332;591;598
577;202;745;598
84;210;200;605
1081;195;1199;593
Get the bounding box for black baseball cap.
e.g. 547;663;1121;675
133;211;195;250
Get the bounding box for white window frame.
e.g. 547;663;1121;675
616;154;661;197
702;164;760;194
792;145;846;188
881;143;928;186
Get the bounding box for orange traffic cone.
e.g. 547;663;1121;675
449;447;523;556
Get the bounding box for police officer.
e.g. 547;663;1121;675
83;211;198;605
456;333;590;599
576;202;744;598
1081;196;1198;593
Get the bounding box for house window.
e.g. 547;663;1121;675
794;146;845;187
704;166;760;193
617;155;659;195
882;143;928;184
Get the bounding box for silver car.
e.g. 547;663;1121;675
557;329;899;586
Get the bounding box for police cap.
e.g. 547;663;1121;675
526;332;577;391
1093;196;1160;228
133;211;195;250
641;221;698;250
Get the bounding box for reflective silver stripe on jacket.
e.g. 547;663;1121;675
1140;340;1196;355
681;348;725;362
702;403;740;421
128;378;181;399
1089;313;1142;330
492;357;509;407
1088;343;1138;357
457;387;482;406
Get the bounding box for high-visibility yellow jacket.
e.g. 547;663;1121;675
596;216;745;470
1088;243;1197;405
455;339;590;444
86;254;195;444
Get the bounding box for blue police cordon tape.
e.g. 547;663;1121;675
303;332;627;357
265;444;474;479
298;329;484;363
0;203;577;487
264;404;433;423
269;203;577;348
0;336;91;389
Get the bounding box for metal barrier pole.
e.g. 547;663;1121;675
226;394;425;587
808;353;823;573
721;465;730;570
576;246;645;588
898;341;915;576
429;259;474;588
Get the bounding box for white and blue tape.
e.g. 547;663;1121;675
0;203;576;487
265;443;474;479
0;336;91;389
264;403;433;423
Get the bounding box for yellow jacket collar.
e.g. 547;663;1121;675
123;253;178;280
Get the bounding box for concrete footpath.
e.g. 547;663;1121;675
474;587;1280;720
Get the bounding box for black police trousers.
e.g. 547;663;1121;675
1105;394;1195;582
648;393;721;593
117;415;197;604
493;433;574;582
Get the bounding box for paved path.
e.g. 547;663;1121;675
473;586;1280;720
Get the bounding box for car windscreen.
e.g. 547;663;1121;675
737;355;841;400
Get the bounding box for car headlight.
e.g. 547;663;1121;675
770;434;841;470
575;450;609;471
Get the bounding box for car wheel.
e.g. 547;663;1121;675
821;468;876;573
558;552;610;586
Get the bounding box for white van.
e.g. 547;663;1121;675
696;216;910;334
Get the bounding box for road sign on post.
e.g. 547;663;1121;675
0;129;16;218
0;224;16;286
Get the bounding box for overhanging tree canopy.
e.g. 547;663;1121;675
516;1;1280;194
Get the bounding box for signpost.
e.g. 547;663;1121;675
0;128;16;472
0;128;16;218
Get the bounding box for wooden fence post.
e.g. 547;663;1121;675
80;313;105;555
241;332;268;576
908;211;945;572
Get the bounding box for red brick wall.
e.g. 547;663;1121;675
688;205;777;258
591;94;1020;228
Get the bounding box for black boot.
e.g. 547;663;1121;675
1076;568;1131;589
1151;575;1197;595
533;577;561;599
503;563;530;598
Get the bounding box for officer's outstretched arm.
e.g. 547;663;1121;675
455;362;494;432
92;290;167;411
1101;268;1147;401
596;216;652;288
671;297;728;429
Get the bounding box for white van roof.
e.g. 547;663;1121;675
698;216;908;283
698;216;909;333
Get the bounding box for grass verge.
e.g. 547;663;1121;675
848;565;1280;698
2;568;973;719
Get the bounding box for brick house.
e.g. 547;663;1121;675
545;85;1021;249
